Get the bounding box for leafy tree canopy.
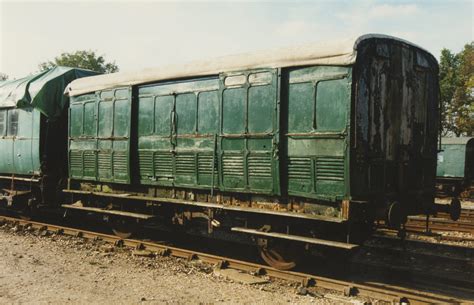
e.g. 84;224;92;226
39;50;119;74
439;42;473;137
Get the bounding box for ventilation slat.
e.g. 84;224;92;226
198;154;214;174
223;154;244;177
288;157;311;180
248;154;271;178
176;154;195;175
83;151;96;170
113;152;128;171
98;152;111;171
154;152;173;176
138;151;153;169
70;151;82;168
316;157;344;181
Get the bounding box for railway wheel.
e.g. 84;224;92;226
387;201;407;228
449;197;461;221
258;241;298;270
110;218;138;239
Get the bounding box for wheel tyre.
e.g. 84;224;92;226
110;218;138;239
387;201;407;228
449;197;461;221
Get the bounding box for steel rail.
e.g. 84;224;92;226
0;215;468;305
407;216;474;235
437;209;474;222
377;227;474;243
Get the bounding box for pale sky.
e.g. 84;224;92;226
1;0;473;79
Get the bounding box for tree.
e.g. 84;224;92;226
453;42;474;136
439;42;474;136
39;50;119;74
439;48;458;135
0;73;8;81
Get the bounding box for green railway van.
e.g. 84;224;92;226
63;35;448;264
0;67;98;210
437;137;474;196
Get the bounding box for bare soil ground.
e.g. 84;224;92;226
0;224;367;305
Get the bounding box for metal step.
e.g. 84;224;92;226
231;227;358;250
61;204;155;220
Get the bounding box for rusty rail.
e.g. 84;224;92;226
437;209;474;223
407;215;474;235
0;215;468;305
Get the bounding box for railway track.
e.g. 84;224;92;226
0;215;470;305
437;208;474;223
374;208;474;244
358;234;474;293
407;214;474;235
377;227;474;244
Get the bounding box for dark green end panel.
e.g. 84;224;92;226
0;107;41;175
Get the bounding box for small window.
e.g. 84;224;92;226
138;96;154;136
98;101;113;137
100;90;114;101
223;87;245;133
224;75;246;87
176;93;196;134
7;109;18;136
70;104;83;137
288;82;314;133
249;72;272;85
83;102;96;136
197;91;218;134
248;85;273;133
315;79;348;131
154;95;173;136
0;110;6;136
115;88;129;99
114;99;130;137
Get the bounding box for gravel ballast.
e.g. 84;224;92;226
0;224;366;304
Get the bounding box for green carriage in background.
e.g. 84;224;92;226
0;67;98;215
437;137;474;198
